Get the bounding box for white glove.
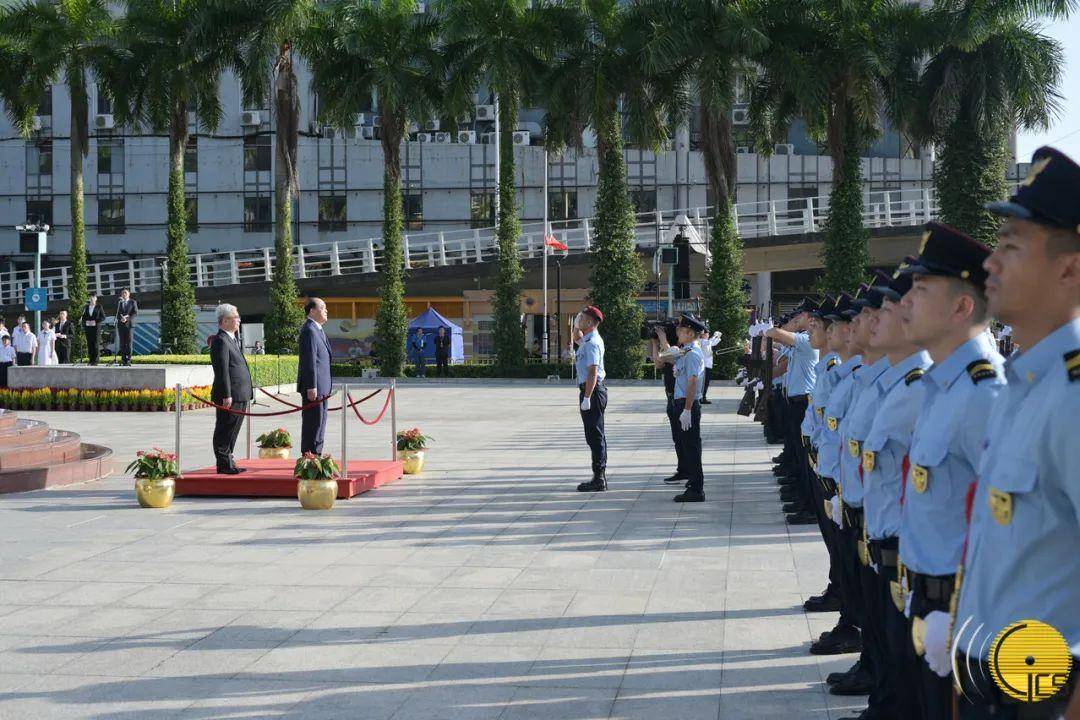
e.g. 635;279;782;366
903;584;913;618
755;381;764;391
710;331;723;344
580;396;591;412
830;495;843;527
923;611;953;678
679;409;692;431
870;561;879;574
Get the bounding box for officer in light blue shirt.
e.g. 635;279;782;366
671;315;707;502
573;306;607;493
887;224;1003;720
948;147;1080;718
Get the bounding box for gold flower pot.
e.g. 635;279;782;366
258;446;291;460
136;477;176;509
400;450;425;475
297;478;337;510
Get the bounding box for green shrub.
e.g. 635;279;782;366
131;354;299;387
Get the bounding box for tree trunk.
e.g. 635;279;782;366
492;91;524;368
820;102;869;294
67;74;89;359
589;107;644;378
265;43;305;354
934;111;1010;248
160;100;197;354
375;110;408;376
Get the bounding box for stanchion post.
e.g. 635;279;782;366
340;383;349;479
246;414;252;460
390;379;398;461
174;383;182;472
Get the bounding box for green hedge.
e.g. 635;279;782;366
330;362;672;379
130;354;299;387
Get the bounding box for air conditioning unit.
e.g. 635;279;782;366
424;119;440;132
457;130;477;144
732;108;750;125
95;114;115;130
241;110;262;126
31;116;43;132
512;130;531;146
324;126;356;140
774;143;794;155
370;114;380;127
434;132;452;143
475;104;495;121
360;126;375;140
415;132;433;143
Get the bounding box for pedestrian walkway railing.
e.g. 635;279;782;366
3;187;938;305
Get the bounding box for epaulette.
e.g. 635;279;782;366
966;359;997;384
1066;349;1080;382
827;357;838;370
904;368;926;386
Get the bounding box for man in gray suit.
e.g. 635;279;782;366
210;303;253;474
298;297;333;455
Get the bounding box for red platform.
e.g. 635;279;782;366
175;458;404;499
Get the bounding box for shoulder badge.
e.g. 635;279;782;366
904;368;926;386
827;357;838;371
1066;349;1080;383
966;359;997;384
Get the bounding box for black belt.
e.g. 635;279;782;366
843;505;863;530
788;394;807;401
868;537;899;568
955;652;1077;707
578;382;605;390
910;572;955;603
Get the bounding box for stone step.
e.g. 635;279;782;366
0;419;51;447
0;443;114;494
0;410;17;431
0;430;83;471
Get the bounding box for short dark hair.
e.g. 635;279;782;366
943;276;989;325
1046;225;1080;257
304;298;321;314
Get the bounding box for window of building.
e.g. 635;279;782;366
26;199;52;227
95;89;113;116
185;195;198;233
470;192;495;228
472;319;494;358
403;193;423;230
98;198;125;234
318;195;347;232
786;185;818;220
98;141;123;175
31;142;52;176
36;87;52;117
630;188;657;215
184;137;198;174
243;196;271;232
243;134;271;172
549;190;577;225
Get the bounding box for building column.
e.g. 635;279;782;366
751;271;772;315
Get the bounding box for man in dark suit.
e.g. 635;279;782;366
297;297;332;455
115;288;138;366
210;303;253;474
81;296;105;365
434;325;451;376
54;310;74;364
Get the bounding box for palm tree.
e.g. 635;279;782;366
106;0;243;354
749;0;921;294
544;0;668;378
302;0;444;377
900;0;1068;246
642;0;767;378
0;0;116;356
229;0;313;353
438;0;554;370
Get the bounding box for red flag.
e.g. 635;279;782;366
545;235;568;251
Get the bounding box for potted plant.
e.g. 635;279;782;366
294;452;340;510
256;428;293;460
396;428;432;475
127;448;179;509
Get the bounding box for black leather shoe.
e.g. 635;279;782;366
773;465;793;476
701;398;712;404
781;502;806;514
220;467;242;475
674;490;705;503
663;473;686;485
787;511;818;525
829;671;874;695
826;661;861;686
229;467;247;474
772;454;786;464
810;625;862;655
803;593;842;613
577;477;607;492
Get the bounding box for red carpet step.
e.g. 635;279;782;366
175;458;405;499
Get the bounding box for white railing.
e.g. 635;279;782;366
1;187;938;305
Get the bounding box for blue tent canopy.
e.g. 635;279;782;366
407;307;464;362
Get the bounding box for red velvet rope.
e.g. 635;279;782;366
259;386;381;412
188;391;333;416
348;389;394;425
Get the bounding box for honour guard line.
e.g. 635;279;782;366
755;146;1080;720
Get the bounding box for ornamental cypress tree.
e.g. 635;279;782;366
263;192;305;354
819;117;870;294
701;209;746;379
491;92;524;368
375;160;409;376
162;145;198;354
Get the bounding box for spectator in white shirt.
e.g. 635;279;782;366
0;321;9;340
697;328;723;405
12;322;37;366
0;335;14;386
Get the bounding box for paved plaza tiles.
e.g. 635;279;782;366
0;385;864;719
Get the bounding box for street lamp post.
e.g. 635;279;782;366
542;148;549;362
15;222;49;332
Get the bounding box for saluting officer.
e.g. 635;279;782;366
951;146;1080;720
895;223;1003;720
574;306;608;493
859;265;931;720
671;315;707;502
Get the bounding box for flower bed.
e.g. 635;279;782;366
0;386;211;412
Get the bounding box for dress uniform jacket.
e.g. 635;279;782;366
956;318;1080;659
900;335;1005;576
838;356;891;509
802;353;838;441
819;356;862;481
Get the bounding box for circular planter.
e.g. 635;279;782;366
136;477;176;509
259;446;291;460
297;478;337;510
401;450;426;475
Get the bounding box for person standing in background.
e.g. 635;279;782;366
54;310;73;364
35;321;56;366
671;315;708;502
0;336;15;387
12;321;36;366
210;304;253;474
82;295;105;365
697;327;723;404
434;326;451;377
409;328;427;378
574;306;608;493
115;288;138;366
0;321;9;342
297;298;333;455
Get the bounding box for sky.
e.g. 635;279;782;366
1015;15;1080;162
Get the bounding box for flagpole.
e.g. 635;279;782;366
542;148;549;362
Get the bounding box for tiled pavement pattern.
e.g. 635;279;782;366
0;386;864;719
